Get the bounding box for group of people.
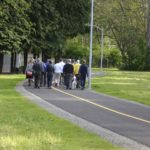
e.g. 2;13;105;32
25;58;88;90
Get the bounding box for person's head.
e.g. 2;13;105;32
67;59;71;64
32;58;35;63
76;59;80;64
72;59;75;64
28;59;33;63
59;58;63;62
45;59;49;63
37;58;41;62
49;60;52;64
63;59;67;64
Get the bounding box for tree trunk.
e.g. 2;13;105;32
11;52;14;73
24;49;28;73
11;52;16;73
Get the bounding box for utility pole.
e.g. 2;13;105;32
100;27;104;72
88;0;94;90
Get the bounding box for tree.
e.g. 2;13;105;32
0;0;90;72
0;0;31;52
0;0;32;72
28;0;90;60
62;36;89;60
94;0;148;70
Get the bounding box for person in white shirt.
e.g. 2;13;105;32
54;60;62;87
59;58;65;85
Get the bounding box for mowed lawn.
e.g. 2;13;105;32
0;75;122;150
92;68;150;106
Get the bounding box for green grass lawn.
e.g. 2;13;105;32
92;68;150;106
0;74;122;150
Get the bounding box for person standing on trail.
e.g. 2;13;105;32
32;58;42;89
39;60;46;87
25;59;33;86
59;58;65;85
63;59;74;89
73;59;81;88
46;60;54;89
54;60;62;87
79;59;88;90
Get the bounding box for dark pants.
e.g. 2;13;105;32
40;72;45;87
80;74;86;89
34;72;41;88
44;72;47;86
75;74;80;88
47;73;53;88
28;78;32;86
65;73;73;89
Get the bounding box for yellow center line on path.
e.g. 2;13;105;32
53;87;150;125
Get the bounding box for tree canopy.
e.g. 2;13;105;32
94;0;149;70
0;0;90;56
2;0;150;71
0;0;31;52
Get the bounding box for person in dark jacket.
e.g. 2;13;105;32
32;58;42;88
79;59;88;90
46;60;54;89
63;59;73;89
39;60;46;87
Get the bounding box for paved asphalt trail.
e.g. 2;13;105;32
16;81;150;150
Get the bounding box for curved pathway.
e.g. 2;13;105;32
16;81;150;150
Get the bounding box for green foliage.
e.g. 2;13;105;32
53;0;90;37
94;0;148;70
102;37;121;68
0;0;32;52
27;0;90;56
63;36;89;60
29;0;57;52
92;34;121;67
0;0;90;57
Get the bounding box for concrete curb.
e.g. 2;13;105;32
16;81;150;150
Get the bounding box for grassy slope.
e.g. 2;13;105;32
92;68;150;106
0;75;122;150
